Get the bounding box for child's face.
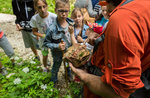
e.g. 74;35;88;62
72;11;83;26
36;0;48;18
101;6;109;19
55;4;70;20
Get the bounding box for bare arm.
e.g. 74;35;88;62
68;26;77;45
32;28;45;38
69;63;121;98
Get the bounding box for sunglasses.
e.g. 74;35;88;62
57;9;70;13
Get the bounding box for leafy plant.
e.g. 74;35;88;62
0;54;59;98
0;0;13;14
70;82;82;95
0;0;75;17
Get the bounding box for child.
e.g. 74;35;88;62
96;5;109;30
30;0;57;72
43;0;75;84
0;28;15;66
12;0;39;60
71;8;93;50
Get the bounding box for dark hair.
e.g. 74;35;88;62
106;0;122;6
34;0;48;8
55;0;70;9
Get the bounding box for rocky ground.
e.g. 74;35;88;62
0;13;68;96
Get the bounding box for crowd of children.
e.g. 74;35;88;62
1;0;109;87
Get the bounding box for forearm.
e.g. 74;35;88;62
83;73;121;98
70;34;77;45
33;32;44;38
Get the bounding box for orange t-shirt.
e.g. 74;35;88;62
85;0;150;98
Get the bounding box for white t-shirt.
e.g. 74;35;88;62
30;12;57;34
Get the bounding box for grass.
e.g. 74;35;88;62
0;0;75;16
0;0;13;14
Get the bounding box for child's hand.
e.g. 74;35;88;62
36;36;39;40
42;34;46;38
77;36;84;43
68;26;74;35
59;41;66;51
16;24;23;31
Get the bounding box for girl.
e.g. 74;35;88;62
30;0;57;72
96;5;109;30
71;8;93;50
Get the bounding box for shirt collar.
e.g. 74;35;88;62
109;0;129;16
55;18;74;32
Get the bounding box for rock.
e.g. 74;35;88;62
0;13;16;23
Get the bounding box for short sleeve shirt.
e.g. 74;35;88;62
30;12;57;34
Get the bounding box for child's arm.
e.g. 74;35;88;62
16;24;23;31
68;26;77;45
77;36;84;43
43;29;61;51
32;28;45;38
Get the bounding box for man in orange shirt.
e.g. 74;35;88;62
70;0;150;98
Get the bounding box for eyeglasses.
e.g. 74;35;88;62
57;9;70;13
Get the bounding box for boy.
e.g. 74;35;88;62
43;0;74;84
12;0;39;60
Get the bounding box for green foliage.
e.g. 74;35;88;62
0;0;75;17
69;82;82;95
0;0;13;14
0;54;59;98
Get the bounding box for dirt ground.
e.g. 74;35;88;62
0;13;68;96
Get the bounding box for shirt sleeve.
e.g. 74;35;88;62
101;9;144;98
12;0;20;24
43;28;59;50
50;12;57;20
30;16;37;28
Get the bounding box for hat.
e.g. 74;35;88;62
99;1;108;6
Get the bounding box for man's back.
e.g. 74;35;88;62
102;0;150;97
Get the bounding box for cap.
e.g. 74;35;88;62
99;1;108;6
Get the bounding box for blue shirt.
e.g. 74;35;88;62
92;0;99;9
44;18;74;53
74;24;89;41
96;16;108;27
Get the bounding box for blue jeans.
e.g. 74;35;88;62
0;35;14;58
51;51;72;83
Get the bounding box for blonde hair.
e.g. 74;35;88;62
55;0;70;9
71;8;83;19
